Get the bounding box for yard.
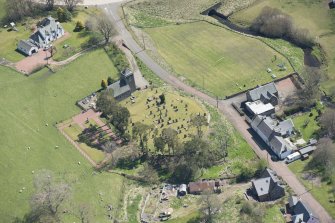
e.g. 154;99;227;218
292;108;320;141
0;49;124;222
0;7;98;63
144;21;295;97
229;0;335;94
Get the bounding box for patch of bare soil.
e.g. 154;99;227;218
301;172;322;187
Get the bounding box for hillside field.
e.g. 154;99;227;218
145;22;294;97
0;49;123;222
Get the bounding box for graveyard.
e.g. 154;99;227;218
121;87;208;151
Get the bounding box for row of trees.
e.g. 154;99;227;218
251;6;314;47
4;0;83;22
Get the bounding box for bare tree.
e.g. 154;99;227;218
30;170;71;222
63;0;83;12
97;14;116;45
45;0;55;10
191;115;208;138
200;190;222;223
297;67;323;107
320;108;335;138
76;203;92;223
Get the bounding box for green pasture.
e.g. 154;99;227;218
229;0;335;93
292;109;320;141
145;22;294;97
0;49;123;222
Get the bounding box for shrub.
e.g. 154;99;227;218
74;21;84;32
57;7;72;22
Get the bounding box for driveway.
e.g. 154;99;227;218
102;3;334;222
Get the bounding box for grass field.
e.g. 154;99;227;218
0;49;124;222
145;21;294;97
229;0;335;93
0;0;5;20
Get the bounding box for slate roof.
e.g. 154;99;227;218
289;196;320;223
17;40;37;52
29;16;63;46
108;80;131;98
275;119;294;136
270;136;295;155
247;83;278;101
252;168;284;199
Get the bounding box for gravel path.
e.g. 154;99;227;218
103;3;334;222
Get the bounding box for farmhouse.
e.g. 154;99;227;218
288;196;320;223
246;83;279;106
17;16;64;55
251;168;285;202
251;115;296;159
107;69;136;101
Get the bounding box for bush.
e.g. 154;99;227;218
104;44;129;73
74;21;84;32
57;7;72;22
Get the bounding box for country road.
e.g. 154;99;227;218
100;2;334;223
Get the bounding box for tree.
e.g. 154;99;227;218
111;106;130;134
30;170;71;222
191;115;208;138
200;190;222;223
154;136;166;154
75;204;92;223
132;122;152;154
57;7;72;22
138;163;159;184
97;14;115;45
63;0;83;12
297;67;322;107
5;0;39;22
183;137;213;168
211;122;234;161
161;128;179;155
172;158;198;183
320;108;335;138
307;138;335;180
75;21;84;32
96;90;117;116
101;79;107;89
107;77;114;86
45;0;54;10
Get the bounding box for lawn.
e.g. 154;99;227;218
0;7;98;63
289;160;335;218
292;109;320;141
127;194;142;223
145;21;294;97
0;49;124;222
120;87;207;151
229;0;335;94
0;0;5;21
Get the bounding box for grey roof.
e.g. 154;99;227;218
293;200;316;223
299;146;316;155
253;177;271;196
247;83;278;101
252;168;283;198
17;40;37;52
251;115;295;155
108;80;131;98
288;196;299;208
275;119;294;136
30;16;63;46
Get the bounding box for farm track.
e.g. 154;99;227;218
103;2;334;223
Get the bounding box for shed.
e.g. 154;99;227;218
178;184;187;196
188;181;215;195
298;146;316;156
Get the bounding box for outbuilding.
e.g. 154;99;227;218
178;184;187;196
17;40;38;56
